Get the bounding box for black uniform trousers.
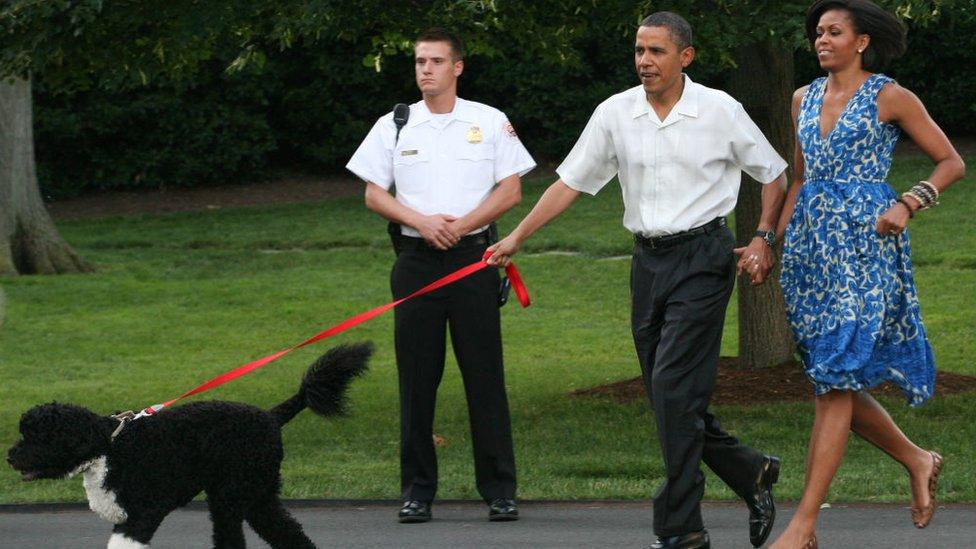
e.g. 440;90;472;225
630;224;765;537
391;240;516;503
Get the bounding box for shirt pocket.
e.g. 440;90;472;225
393;149;431;196
454;143;496;189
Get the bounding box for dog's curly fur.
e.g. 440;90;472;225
7;342;373;548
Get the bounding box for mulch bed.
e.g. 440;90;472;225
573;357;976;406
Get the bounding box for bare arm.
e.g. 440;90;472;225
734;170;787;285
364;182;458;250
776;86;809;241
731;88;799;286
758;174;788;233
448;174;522;236
484;179;581;266
875;83;966;235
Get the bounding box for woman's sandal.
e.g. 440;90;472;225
911;451;944;528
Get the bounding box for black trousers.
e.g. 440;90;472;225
391;242;516;503
630;226;765;537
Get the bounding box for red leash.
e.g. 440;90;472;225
135;252;529;417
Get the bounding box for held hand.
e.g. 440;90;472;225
485;235;521;267
876;203;910;237
445;218;471;242
416;214;460;250
734;238;774;285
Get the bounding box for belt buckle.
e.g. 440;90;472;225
639;235;660;249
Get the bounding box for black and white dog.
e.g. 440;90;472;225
7;342;372;548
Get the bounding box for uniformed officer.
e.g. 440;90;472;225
487;12;785;549
346;27;535;524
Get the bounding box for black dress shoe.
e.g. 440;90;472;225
487;498;519;521
745;455;780;547
647;529;710;549
398;500;431;523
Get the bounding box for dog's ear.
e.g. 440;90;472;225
26;403;113;453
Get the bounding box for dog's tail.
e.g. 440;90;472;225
270;342;373;426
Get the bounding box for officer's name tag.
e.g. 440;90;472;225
400;150;419;156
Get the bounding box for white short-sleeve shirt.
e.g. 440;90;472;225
346;98;536;237
558;75;788;237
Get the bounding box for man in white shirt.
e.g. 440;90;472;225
347;28;535;524
487;12;786;549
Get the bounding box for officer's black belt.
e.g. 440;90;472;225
635;217;727;250
397;231;491;252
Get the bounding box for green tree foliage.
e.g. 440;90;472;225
0;0;266;91
3;1;967;195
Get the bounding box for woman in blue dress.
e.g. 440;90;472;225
765;1;966;547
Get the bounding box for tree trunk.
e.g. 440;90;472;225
0;75;91;276
726;40;795;369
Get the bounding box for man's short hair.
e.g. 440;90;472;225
415;27;464;61
640;11;693;49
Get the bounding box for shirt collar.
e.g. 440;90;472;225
631;74;700;121
407;97;475;127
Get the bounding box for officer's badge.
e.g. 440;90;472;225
466;125;483;144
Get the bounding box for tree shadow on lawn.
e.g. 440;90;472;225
573;358;976;405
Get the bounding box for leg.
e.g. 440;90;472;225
392;251;449;502
700;410;764;497
107;533;150;549
851;392;939;523
109;514;164;548
207;496;247;549
672;227;764;498
633;231;737;537
448;255;516;501
770;390;854;548
245;495;316;549
649;275;733;537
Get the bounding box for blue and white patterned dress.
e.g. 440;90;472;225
781;73;935;406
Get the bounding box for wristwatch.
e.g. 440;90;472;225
754;229;776;247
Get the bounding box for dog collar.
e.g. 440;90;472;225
67;458;98;478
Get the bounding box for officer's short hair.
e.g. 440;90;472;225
640;11;693;50
415;28;464;61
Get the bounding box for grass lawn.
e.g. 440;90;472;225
1;155;973;504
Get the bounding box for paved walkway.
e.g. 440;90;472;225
1;500;973;548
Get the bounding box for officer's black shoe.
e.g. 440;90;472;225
398;500;432;523
745;455;780;547
487;498;519;521
646;529;710;549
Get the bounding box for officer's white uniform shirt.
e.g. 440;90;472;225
347;98;536;237
558;75;788;237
